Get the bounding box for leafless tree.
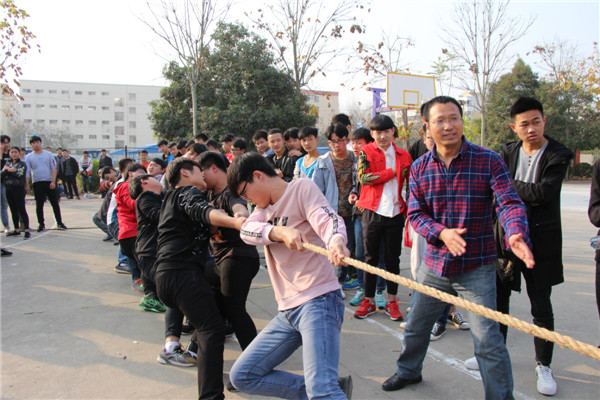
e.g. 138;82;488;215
141;0;229;136
440;0;534;146
246;0;366;89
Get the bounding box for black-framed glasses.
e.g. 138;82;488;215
240;180;250;198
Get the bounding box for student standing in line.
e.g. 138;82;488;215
293;126;321;180
1;147;31;239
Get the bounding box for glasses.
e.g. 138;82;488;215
430;117;462;127
231;148;242;153
239;180;250;199
328;138;347;145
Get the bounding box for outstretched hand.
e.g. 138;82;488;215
508;233;535;269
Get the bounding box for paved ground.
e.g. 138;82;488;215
1;182;599;399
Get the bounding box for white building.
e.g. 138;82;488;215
18;80;161;153
301;89;339;135
1;85;19;137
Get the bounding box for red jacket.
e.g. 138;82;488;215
113;181;137;240
356;142;412;214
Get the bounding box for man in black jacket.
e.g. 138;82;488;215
589;159;600;323
493;97;573;396
61;149;80;199
265;129;298;182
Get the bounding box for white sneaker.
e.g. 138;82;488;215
536;363;557;396
464;356;479;370
339;289;345;299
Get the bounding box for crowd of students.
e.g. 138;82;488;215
8;94;572;399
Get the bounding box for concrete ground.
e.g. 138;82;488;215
1;182;599;399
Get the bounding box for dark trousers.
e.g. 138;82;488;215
138;256;157;295
92;211;110;237
63;174;79;198
206;255;259;350
156;268;226;400
339;215;356;281
496;269;554;366
32;181;63;226
6;187;29;229
119;236;141;281
362;210;405;297
596;253;600;320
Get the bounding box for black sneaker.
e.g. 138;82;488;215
338;375;353;399
37;224;45;232
1;248;12;257
430;322;446;341
57;223;67;230
181;319;194;335
6;230;20;237
226;380;239;393
23;231;31;239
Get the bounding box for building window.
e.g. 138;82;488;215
76;120;83;125
102;120;110;125
129;121;136;129
101;106;109;111
49;89;57;94
49;104;58;109
24;119;32;123
128;107;136;115
36;104;44;109
89;120;97;125
88;105;96;111
114;97;123;107
88;91;96;96
102;91;109;96
75;105;83;110
89;134;97;139
62;120;70;124
75;134;84;139
115;126;125;135
115;140;124;149
128;93;136;101
75;90;82;95
36;119;45;124
23;104;31;108
129;136;137;144
36;89;43;94
102;135;110;140
22;88;31;93
50;120;57;125
62;105;70;110
114;112;124;121
62;90;69;95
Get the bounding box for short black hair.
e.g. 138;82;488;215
118;157;134;173
205;139;219;150
326;124;349;141
198;151;228;173
62;149;69;153
221;133;235;143
421;96;463;122
195;133;209;142
124;163;147;181
252;129;268;142
166;157;201;187
283;127;300;141
139;149;148;155
350;127;373;143
29;135;42;144
369;114;397;133
331;113;351;127
232;138;247;150
100;166;114;179
129;174;153;200
510;97;544;121
157;139;168;147
1;135;10;143
227;152;277;198
187;142;208;155
267;128;282;137
82;150;88;155
101;149;107;152
149;157;167;170
298;126;318;140
169;142;177;148
176;139;188;150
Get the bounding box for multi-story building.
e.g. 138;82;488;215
18;80;161;153
301;89;339;135
1;85;19;137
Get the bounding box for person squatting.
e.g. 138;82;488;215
102;95;571;399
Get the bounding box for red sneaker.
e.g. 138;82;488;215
384;301;404;321
354;299;377;319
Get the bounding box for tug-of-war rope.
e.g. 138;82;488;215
302;242;600;362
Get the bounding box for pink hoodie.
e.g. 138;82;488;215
240;178;347;310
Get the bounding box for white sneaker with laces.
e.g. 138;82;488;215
464;356;479;370
536;363;557;396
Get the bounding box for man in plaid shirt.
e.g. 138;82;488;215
382;96;535;399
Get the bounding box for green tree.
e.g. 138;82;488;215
150;23;315;141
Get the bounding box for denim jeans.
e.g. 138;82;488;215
1;183;9;229
395;263;514;400
81;174;91;193
230;290;346;400
354;216;385;291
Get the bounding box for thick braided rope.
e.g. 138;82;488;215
302;242;600;361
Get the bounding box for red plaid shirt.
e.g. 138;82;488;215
408;138;530;277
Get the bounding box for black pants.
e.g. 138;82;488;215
6;186;29;230
156;268;226;400
63;174;79;198
206;255;259;350
32;181;63;226
119;236;141;281
596;254;600;320
496;269;554;366
362;210;405;298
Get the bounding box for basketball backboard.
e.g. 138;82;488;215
387;72;436;110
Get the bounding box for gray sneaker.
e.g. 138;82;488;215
157;345;196;367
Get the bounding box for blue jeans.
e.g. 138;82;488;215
395;264;514;400
1;183;9;229
230;290;346;400
354;216;385;291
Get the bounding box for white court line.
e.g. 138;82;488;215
1;224;55;249
344;307;536;400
